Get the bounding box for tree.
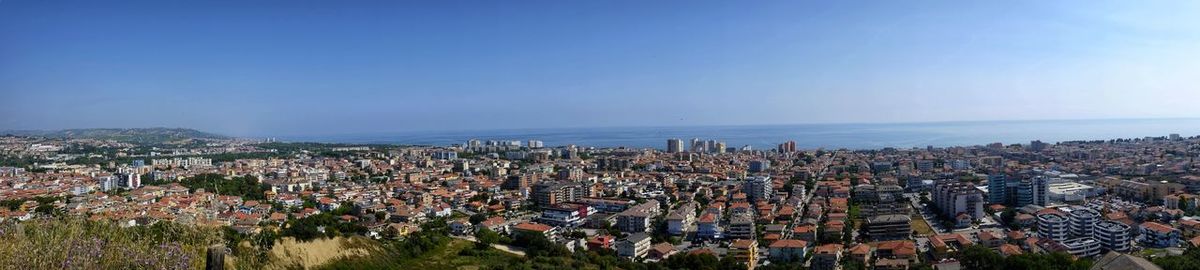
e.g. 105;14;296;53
470;213;488;225
660;253;722;270
381;226;399;240
1153;246;1200;270
475;228;501;250
1000;208;1019;230
956;245;1091;270
957;245;1004;270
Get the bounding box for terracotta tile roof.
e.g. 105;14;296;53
769;239;808;248
814;244;843;254
1006;230;1026;240
999;244;1023;256
875;240;917;256
978;231;1000;242
731;239;756;250
651;242;676;255
513;222;553;232
1142;221;1178;234
793;224;816;233
849;243;872;255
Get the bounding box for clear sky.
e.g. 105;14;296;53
2;1;1199;136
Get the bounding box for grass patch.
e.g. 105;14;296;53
911;214;935;235
318;238;522;270
404;239;522;270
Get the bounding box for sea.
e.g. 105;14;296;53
279;118;1200;150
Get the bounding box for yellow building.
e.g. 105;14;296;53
729;239;758;269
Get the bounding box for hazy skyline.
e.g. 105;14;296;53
3;1;1200;137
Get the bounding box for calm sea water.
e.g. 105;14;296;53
283;119;1200;150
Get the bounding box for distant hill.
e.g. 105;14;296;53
3;128;230;144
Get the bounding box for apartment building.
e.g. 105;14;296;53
1139;221;1181;248
727;212;756;239
743;176;773;202
1037;212;1069;242
932;180;985;226
665;202;697;236
616;201;661;233
617;233;651;259
1068;207;1100;238
1095;220;1132;252
811;244;844;270
864;214;913;241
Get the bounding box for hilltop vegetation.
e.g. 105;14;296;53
4;127;229;144
0;217;222;269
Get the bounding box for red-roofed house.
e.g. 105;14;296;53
768;239;808;262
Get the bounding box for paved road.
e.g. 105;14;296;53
452;235;528;257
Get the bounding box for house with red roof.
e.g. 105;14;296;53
768;239;808;262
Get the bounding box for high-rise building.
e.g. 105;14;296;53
123;173;141;189
749;160;770;173
715;142;727;154
777;141;797;153
433;151;458;160
557;167;585;181
691;138;707;153
931;180;985;225
743;176;773;202
1017;176;1049;206
666;139;684;153
503;174;537;191
528;140;544;148
987;173;1007;205
1029;140;1048;152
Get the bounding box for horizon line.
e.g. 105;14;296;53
4;116;1198;138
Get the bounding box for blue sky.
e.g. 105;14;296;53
2;1;1199;136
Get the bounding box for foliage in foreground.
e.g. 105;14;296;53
0;217;222;269
1152;246;1200;270
955;245;1091;270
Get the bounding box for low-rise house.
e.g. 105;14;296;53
876;240;918;263
587;235;616;250
449;219;473;235
848;243;872;263
792;224;817;242
648;242;677;260
811;244;843;270
978;231;1004;249
697;212;722;239
767;239;808;262
929;233;974;259
511;222;555;238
